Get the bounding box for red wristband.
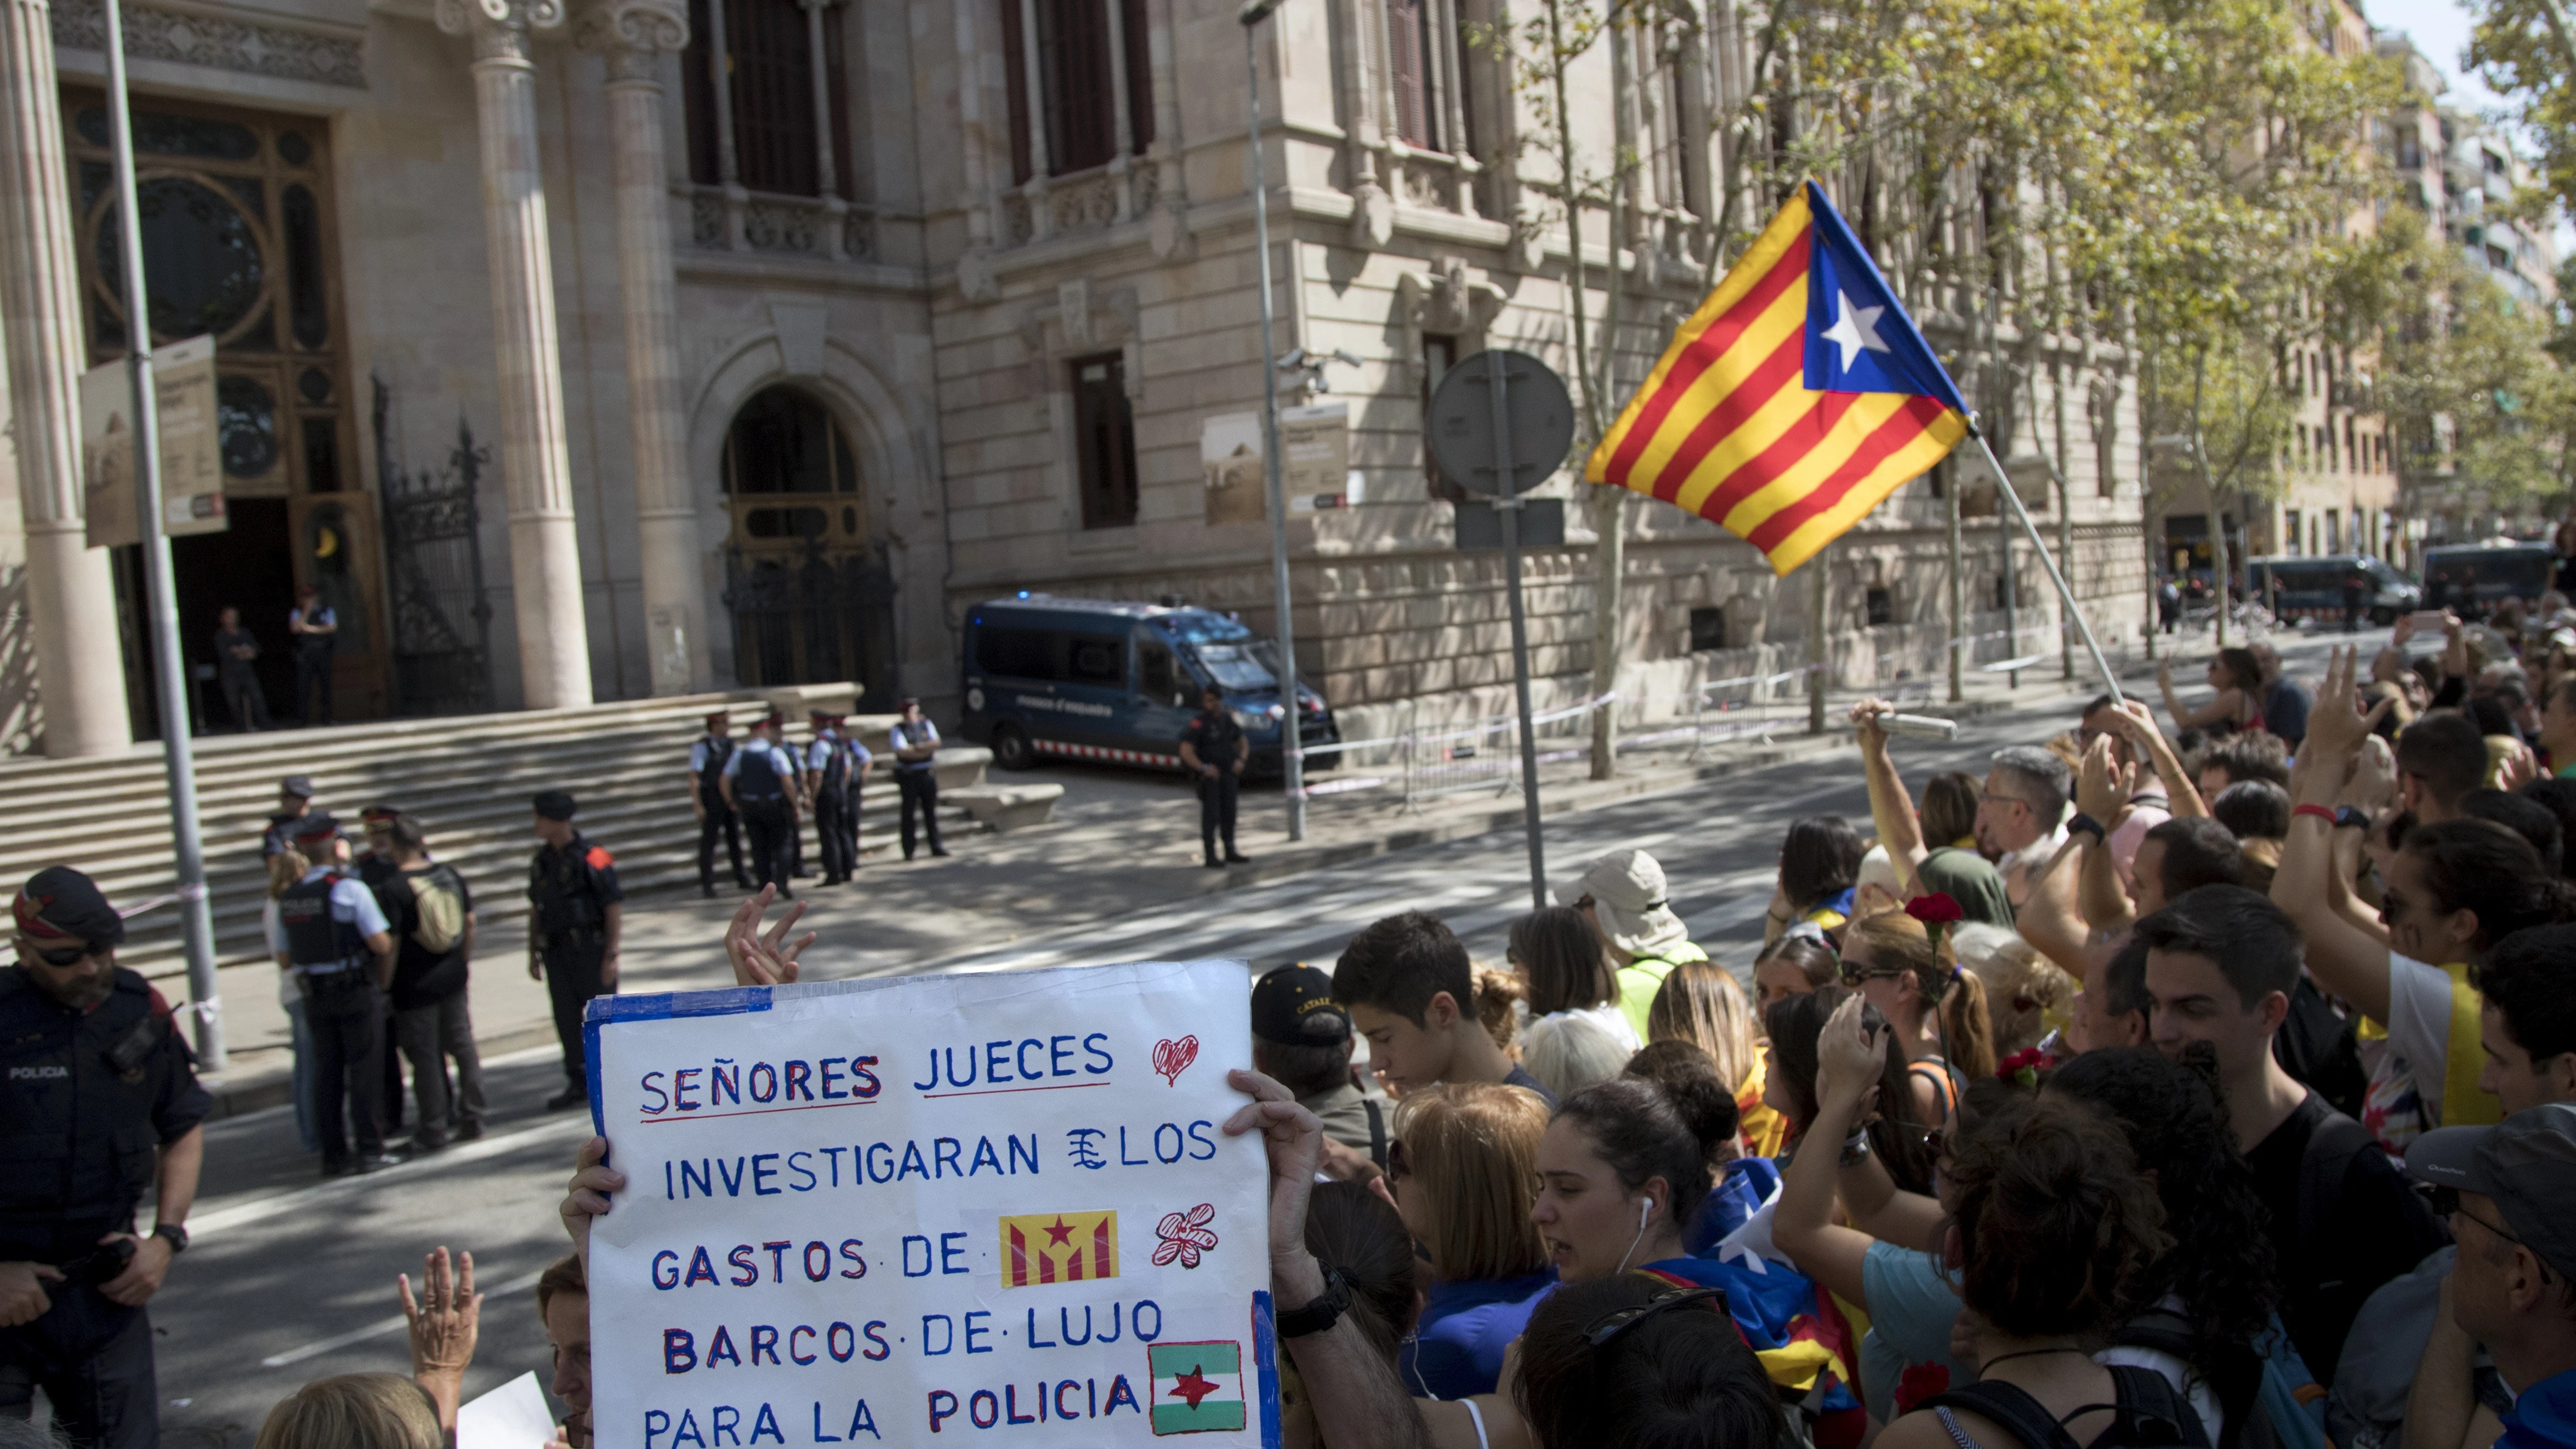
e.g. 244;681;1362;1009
2291;803;2338;825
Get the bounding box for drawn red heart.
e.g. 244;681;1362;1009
1152;1036;1199;1087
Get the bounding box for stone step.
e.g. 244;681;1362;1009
0;689;1015;982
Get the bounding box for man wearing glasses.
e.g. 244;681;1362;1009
1975;745;2086;969
0;867;212;1449
2403;1105;2576;1449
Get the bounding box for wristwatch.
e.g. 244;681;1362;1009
152;1224;189;1255
1275;1263;1351;1339
2066;812;2106;843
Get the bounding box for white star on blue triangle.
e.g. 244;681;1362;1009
1799;181;1971;415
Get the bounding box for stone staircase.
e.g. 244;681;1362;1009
0;690;1060;984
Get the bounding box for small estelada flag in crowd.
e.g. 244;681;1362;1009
1147;1340;1248;1435
1586;179;1972;576
999;1209;1118;1287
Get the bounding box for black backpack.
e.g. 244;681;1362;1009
1920;1365;2209;1449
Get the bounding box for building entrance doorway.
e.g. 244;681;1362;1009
719;386;895;703
63;89;377;733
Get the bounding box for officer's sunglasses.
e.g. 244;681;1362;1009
14;935;93;968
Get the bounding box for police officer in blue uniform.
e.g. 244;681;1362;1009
0;867;212;1449
689;710;750;899
722;713;800;896
272;813;402;1175
806;712;871;885
527;791;622;1111
260;774;315;859
1179;685;1253;868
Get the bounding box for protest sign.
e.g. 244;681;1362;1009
584;960;1277;1449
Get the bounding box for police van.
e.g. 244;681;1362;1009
2243;555;2419;627
960;594;1339;776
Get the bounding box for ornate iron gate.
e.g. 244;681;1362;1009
372;374;494;714
721;532;897;702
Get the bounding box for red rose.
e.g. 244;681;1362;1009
1905;893;1964;926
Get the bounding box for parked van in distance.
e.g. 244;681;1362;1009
2421;541;2555;615
960;594;1339;776
2243;554;2419;627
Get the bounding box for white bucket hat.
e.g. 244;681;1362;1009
1555;848;1691;959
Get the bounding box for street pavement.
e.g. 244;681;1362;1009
139;625;2376;1442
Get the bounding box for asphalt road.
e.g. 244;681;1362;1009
144;628;2372;1442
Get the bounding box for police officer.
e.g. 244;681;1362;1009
260;774;314;859
271;813;402;1175
527;791;622;1112
722;713;799;897
806;712;871;885
890;698;949;861
1179;685;1252;869
689;711;750;898
0;867;210;1449
289;582;337;726
355;803;406;1135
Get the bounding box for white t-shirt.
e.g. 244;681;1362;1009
2362;952;2461;1152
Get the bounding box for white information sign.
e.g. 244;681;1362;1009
585;961;1278;1449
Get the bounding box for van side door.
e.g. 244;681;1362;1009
1131;629;1197;766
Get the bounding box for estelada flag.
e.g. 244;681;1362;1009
999;1210;1118;1287
1585;179;1971;576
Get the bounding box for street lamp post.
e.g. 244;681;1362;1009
101;0;224;1069
1241;0;1305;841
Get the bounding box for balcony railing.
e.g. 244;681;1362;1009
680;184;878;265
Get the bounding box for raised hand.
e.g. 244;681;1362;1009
723;886;814;987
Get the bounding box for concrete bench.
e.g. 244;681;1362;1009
947;783;1064;832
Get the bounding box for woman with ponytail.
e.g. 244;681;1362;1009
2279;648;2576;1146
1836;911;1995;1122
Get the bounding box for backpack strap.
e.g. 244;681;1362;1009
2295;1110;2375;1270
2101;1363;2207;1449
1363;1096;1387;1172
1918;1382;2087;1449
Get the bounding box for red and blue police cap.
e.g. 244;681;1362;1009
12;866;125;948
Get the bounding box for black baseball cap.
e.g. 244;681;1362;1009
2406;1103;2576;1281
12;867;124;950
1251;964;1350;1048
533;791;578;821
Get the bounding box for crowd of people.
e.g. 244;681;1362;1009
15;606;2576;1449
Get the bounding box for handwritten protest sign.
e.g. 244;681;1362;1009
584;961;1277;1449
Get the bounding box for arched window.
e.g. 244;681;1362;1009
719;387;894;698
682;0;855;198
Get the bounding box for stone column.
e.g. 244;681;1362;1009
439;0;595;708
577;0;706;696
0;0;130;755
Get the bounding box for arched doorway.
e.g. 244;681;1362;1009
718;386;895;700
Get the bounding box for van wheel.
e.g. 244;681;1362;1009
992;725;1033;771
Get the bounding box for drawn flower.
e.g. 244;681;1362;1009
1153;1203;1219;1269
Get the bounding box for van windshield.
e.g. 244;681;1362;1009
1164;614;1281;693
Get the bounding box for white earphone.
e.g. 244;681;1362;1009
1638;1197;1654;1230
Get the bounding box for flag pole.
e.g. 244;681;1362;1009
1966;422;2124;708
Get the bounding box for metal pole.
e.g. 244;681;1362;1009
1488;363;1547;911
101;0;224;1069
1242;2;1305;840
1806;543;1826;734
1971;428;2123;707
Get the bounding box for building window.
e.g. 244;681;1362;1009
1865;587;1892;626
1423;333;1467;502
1688;606;1727;652
1388;0;1438;151
1071;353;1139;529
1000;0;1155;183
681;0;854;197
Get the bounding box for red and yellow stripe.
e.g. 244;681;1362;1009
1584;187;1965;576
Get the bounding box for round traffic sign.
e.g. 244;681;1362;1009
1425;350;1577;498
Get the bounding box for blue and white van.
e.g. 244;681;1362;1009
960;594;1339;776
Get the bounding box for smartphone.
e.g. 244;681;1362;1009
2408;610;2450;630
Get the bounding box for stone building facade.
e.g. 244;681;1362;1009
0;0;2148;759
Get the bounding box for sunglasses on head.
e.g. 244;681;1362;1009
1581;1286;1727;1348
1839;964;1904;985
